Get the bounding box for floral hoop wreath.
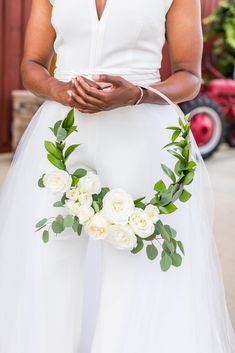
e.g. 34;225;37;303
36;86;195;272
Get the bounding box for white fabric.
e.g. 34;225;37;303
0;0;235;353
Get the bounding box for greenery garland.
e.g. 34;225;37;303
35;109;196;272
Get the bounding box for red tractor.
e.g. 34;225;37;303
180;75;235;159
181;79;235;158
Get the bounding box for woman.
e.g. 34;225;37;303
0;0;234;352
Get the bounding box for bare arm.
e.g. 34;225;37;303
21;0;92;106
142;0;203;104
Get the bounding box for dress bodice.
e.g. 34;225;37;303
50;0;173;85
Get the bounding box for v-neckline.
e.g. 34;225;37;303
93;0;109;23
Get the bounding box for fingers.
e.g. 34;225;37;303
67;89;102;110
92;74;123;86
73;77;108;106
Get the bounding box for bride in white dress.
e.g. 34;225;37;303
0;0;234;352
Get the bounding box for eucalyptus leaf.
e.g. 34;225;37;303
53;120;62;136
171;253;182;267
177;241;185;255
42;230;49;243
56;127;67;142
52;220;64;234
36;218;48;228
160;252;172;272
64;215;74;228
131;238;144;254
146;244;158;260
38;177;45;188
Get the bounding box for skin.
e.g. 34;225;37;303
21;0;203;114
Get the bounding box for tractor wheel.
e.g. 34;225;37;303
180;97;225;159
225;124;235;147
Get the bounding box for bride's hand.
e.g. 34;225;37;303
67;75;141;114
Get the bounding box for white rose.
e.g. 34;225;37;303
65;200;80;216
78;193;93;206
85;212;109;240
78;172;101;195
76;205;94;225
129;208;154;238
43;170;72;194
102;188;134;225
145;204;159;223
66;187;80;201
107;224;137;250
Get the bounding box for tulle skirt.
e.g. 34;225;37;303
0;100;234;353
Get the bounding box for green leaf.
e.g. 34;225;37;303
162;142;176;150
177;241;185;255
64;215;74;228
72;175;79;187
52;220;64;234
172;129;181;142
62;109;75;130
158;202;177;214
36;218;48;228
167;149;186;163
72;219;82;236
174;160;186;176
154;220;162;235
56;127;67;142
166;126;181;131
154;179;166;193
171;253;182;267
38;176;45;188
44;141;63;160
160;252;172;272
146;244;158;260
73;168;87;178
159;223;171;241
93;201;100;213
42;230;49;243
131;238;144;254
56;142;65;151
160;190;173;206
47;154;65;170
64;144;80;160
163;240;175;253
186;161;197;169
53;201;64;207
161;164;176;183
134;196;146;209
53;120;62;136
179;189;192;202
182;145;189;160
164;225;177;238
183;171;194;185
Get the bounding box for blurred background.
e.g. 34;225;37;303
0;0;235;327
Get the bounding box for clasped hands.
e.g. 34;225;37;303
66;75;141;113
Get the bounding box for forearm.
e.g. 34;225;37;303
141;70;201;105
21;60;66;101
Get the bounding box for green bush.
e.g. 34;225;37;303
204;0;235;78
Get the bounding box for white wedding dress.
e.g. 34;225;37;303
0;0;234;352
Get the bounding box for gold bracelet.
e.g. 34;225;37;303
134;86;144;105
